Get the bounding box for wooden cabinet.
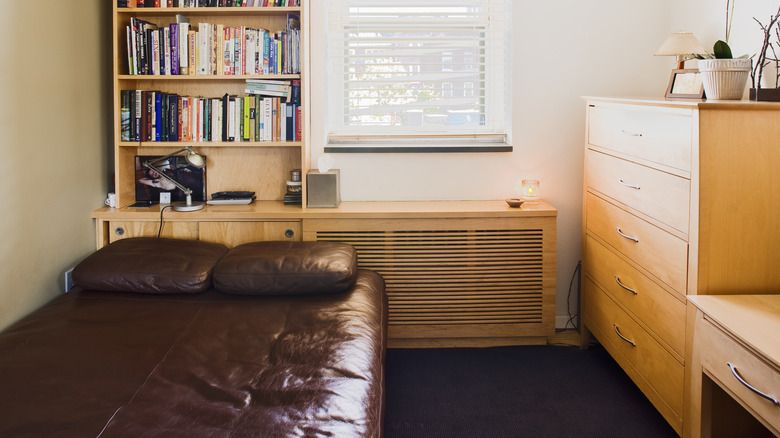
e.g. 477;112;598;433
687;295;780;437
111;3;310;208
107;218;301;247
581;97;780;435
94;200;557;346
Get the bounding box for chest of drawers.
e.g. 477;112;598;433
580;97;780;436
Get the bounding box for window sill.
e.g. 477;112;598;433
324;144;513;153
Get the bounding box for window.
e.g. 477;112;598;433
325;0;512;152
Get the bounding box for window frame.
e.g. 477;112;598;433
324;0;513;153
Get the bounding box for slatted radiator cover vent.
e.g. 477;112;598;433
315;229;545;328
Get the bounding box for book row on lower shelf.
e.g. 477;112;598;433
126;15;299;76
119;1;300;7
120;89;301;143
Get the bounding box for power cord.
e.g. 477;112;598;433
556;261;581;333
157;205;173;238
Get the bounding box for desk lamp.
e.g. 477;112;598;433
142;147;206;212
654;32;708;69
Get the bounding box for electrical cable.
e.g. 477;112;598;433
556;261;581;333
157;205;173;238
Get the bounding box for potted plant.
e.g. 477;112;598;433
749;5;780;101
695;1;752;100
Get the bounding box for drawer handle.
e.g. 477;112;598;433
615;276;638;295
727;362;779;405
616;228;639;243
620;129;643;137
613;324;636;347
618;179;641;190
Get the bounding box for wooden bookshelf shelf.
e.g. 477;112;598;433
117;74;300;80
117;7;302;16
118;141;303;147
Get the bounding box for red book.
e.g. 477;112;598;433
295;105;301;141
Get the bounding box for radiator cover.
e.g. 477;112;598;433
306;217;556;346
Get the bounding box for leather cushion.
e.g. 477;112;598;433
72;237;229;294
213;241;358;295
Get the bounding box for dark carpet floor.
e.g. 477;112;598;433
384;344;678;438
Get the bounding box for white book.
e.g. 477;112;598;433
212;99;221;142
216;24;224;75
178;19;189;73
234;99;241;142
228;98;236;141
163;27;171;75
246;29;256;76
198;23;208;75
264;98;272;142
280;103;286;142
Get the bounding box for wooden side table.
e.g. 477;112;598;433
686;295;780;437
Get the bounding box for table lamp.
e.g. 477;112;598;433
142;147;206;212
654;32;708;69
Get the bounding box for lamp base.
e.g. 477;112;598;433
172;201;204;212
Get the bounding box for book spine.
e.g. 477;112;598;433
188;30;197;75
121;90;131;141
169;94;178;141
243;96;250;141
154;92;162;141
285;102;293;141
269;33;275;75
178;22;189;74
215;24;224;75
170;23;179;75
163;27;171;75
295;104;301;142
181;97;189;142
262;30;269;75
280;102;286;141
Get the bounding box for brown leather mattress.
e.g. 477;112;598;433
0;270;386;437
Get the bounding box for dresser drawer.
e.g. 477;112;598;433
583;278;684;420
586;149;690;234
583;235;685;357
585;193;688;294
587;103;692;172
698;318;780;432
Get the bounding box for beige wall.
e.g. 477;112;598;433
0;2;111;330
310;0;674;327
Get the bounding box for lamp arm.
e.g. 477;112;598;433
142;161;192;195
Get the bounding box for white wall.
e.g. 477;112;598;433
310;0;673;327
0;2;111;331
672;0;780;88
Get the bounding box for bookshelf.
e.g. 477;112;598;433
111;2;309;208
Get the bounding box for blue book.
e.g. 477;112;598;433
154;93;162;142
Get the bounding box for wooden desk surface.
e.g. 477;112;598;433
688;294;780;370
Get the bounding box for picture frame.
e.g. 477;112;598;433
665;69;705;99
134;155;206;203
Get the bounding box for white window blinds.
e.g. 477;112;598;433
326;0;511;148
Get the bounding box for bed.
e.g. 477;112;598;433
0;238;387;438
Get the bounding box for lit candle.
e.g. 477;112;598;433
522;180;540;202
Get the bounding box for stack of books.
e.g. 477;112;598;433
283;192;301;205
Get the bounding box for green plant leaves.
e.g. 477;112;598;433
713;40;733;58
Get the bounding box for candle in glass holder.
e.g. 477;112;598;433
522;179;540;202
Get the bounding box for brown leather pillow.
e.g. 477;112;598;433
73;238;229;294
213;241;358;295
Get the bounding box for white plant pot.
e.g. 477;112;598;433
698;58;752;100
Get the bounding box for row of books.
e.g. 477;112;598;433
120;88;302;143
126;15;300;75
118;1;300;7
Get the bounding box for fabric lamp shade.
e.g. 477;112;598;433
654;32;708;57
